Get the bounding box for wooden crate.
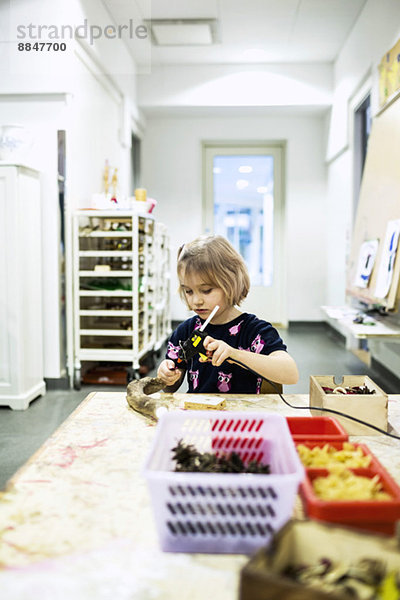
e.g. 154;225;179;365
309;375;388;436
239;519;400;600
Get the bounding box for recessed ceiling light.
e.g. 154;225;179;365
213;166;222;174
236;179;249;190
145;19;219;46
238;166;253;173
257;186;268;194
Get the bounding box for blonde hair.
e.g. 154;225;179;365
177;235;250;306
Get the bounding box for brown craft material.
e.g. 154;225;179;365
126;377;169;421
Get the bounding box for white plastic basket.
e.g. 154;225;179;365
143;411;304;554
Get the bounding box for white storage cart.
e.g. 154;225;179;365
153;222;172;355
71;210;171;389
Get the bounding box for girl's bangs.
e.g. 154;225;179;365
179;258;216;286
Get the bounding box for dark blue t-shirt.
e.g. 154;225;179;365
165;313;287;394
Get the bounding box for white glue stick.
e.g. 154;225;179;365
199;305;219;331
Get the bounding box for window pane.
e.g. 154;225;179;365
213;154;274;286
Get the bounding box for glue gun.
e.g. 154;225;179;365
177;329;208;363
176;305;219;365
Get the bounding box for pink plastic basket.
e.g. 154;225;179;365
143;411;304;554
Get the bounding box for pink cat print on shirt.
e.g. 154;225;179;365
194;318;202;331
250;334;265;354
189;369;199;390
167;341;180;360
217;371;232;393
229;320;243;336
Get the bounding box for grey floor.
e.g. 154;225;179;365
0;323;398;490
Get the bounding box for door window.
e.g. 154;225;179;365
203;143;285;325
213;154;274;286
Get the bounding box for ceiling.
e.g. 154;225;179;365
102;0;367;68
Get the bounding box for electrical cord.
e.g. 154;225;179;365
230;358;400;441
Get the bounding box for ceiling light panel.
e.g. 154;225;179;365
148;19;219;46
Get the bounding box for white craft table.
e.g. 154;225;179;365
1;391;400;599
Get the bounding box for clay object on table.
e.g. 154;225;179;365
126;377;170;421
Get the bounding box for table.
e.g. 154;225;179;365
321;305;400;356
1;391;400;599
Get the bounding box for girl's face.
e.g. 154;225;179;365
180;271;239;324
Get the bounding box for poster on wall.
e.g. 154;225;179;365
354;239;379;288
374;219;400;299
378;36;400;108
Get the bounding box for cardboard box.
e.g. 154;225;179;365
309;375;388;436
239;519;400;600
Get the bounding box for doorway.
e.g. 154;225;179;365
353;93;371;224
203;143;286;325
131;133;141;189
58;130;67;380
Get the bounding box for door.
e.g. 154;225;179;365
203;143;286;326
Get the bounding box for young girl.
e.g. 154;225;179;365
157;235;298;393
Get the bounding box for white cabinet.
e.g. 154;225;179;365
72;210;171;387
0;164;45;409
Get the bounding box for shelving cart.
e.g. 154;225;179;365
153;222;172;355
71;210;171;389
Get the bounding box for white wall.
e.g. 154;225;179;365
0;0;142;379
327;0;400;163
138;58;332;322
141;112;327;322
325;151;353;307
326;0;400;306
0;97;69;379
139;63;332;112
326;0;400;377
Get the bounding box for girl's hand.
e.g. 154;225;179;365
203;336;233;367
157;359;182;386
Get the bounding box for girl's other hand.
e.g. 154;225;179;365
203;336;233;367
157;359;182;386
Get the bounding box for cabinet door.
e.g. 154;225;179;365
0;167;16;393
0;166;44;404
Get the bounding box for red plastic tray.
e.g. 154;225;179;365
295;441;380;470
300;464;400;535
286;416;348;443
